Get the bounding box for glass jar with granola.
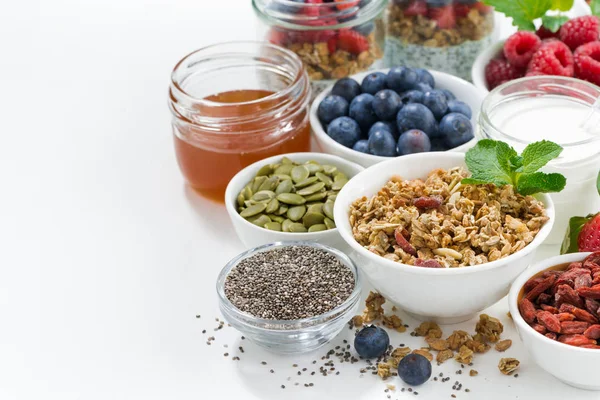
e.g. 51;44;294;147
385;0;497;81
253;0;387;96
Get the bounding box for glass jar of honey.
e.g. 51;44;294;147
169;42;312;202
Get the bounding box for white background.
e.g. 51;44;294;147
1;1;597;399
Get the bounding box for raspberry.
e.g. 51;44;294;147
327;35;337;53
485;58;522;89
454;3;471;18
527;41;574;77
428;5;456;29
268;29;288;46
536;26;559;40
574;41;600;86
473;1;492;13
404;0;428;17
503;31;542;69
559;16;600;51
335;0;359;10
337;29;370;54
303;0;323;16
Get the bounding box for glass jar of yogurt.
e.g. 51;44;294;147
253;0;388;97
385;0;496;81
479;76;600;244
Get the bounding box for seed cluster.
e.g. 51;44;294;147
224;246;355;320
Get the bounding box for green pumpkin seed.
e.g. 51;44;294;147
288;223;308;233
282;219;293;232
324;217;336;230
236;193;245;207
268;214;285;224
274;164;294;175
259;175;279;192
272;174;291;181
334;172;348;182
276;204;289;215
256;164;273;177
251;176;267;194
322;201;335;220
265;198;279;214
242;185;253;200
294;176;318;189
264;222;282;231
249;215;271;226
315;172;334;187
305;163;323;175
277;193;306;205
240;203;267;218
297;182;326;196
323;165;338;175
244;200;257;208
291;165;310;183
327;194;337;202
303;191;328;202
275;179;294;195
287;205;307;222
281;156;293;165
332;178;348;191
302;212;325;227
307;203;323;214
252;190;275;202
308;224;327;232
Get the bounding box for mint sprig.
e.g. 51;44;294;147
551;0;574;11
592;0;600;17
541;14;569;32
484;0;553;30
560;215;590;254
462;139;567;196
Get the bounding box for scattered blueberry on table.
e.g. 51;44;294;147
398;354;432;386
318;66;474;157
354;325;390;359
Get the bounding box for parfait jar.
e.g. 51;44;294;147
169;42;311;202
479;76;600;244
386;0;496;81
253;0;388;96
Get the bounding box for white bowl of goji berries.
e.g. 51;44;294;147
509;252;600;391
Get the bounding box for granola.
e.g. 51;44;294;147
498;358;520;375
476;314;504;343
349;167;548;268
495;339;512;352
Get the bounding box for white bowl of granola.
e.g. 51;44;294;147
334;152;555;324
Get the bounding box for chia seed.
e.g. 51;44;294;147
224;246;355;320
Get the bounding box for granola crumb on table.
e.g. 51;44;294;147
349;167;548;268
498;358;520;375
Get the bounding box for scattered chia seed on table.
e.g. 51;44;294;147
224;246;355;320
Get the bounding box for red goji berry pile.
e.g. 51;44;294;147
518;252;600;349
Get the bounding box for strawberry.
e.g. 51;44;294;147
562;213;600;254
454;3;471;18
337;29;370;54
327;35;338;53
403;0;428;17
303;0;323;16
334;0;359;11
267;28;288;46
428;5;456;29
473;1;492;14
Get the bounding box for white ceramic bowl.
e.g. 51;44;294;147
310;69;484;168
508;252;600;391
333;152;555;324
471;40;504;94
225;152;364;251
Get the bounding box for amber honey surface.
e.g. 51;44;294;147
173;90;311;202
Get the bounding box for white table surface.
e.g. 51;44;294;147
3;1;597;399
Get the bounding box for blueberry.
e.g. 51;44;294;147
354;326;390;359
397;129;432;155
396;103;437;137
368;128;397;157
372;89;403;121
353;21;375;36
327;116;362;148
361;72;387;95
397;354;432;386
415;68;435;88
416;82;433;92
430;138;449;151
422;90;449;120
349;93;378;134
318;95;349;125
426;0;451;6
447;100;472;119
439;113;474;148
369;121;399;140
439;88;456;101
332;78;362;103
399;90;424;105
353;139;370;154
386;66;420;93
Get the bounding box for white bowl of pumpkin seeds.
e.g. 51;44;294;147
225;152;364;251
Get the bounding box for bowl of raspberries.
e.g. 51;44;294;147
310;67;483;167
472;15;600;92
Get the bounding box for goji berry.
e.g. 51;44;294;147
525;275;557;302
540;304;559;314
572;306;599;324
518;298;537;324
579;344;600;349
536;293;552;305
558;334;596;346
593;274;600;286
566;262;584;270
585;298;600;318
559;303;575;313
530;323;547;334
545;332;557;340
583;251;600;268
583;324;600;339
412;195;443;209
555;284;584;309
577;285;600;300
414;258;443;268
574;274;593;289
537;310;562;333
557;313;576;322
394;227;417;256
523;277;544;293
560;321;590;334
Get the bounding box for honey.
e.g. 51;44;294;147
173;90;310;202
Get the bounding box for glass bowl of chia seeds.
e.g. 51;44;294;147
216;241;362;354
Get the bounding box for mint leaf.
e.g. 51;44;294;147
516;172;566;195
463;139;515;187
591;0;600;17
520;140;563;173
551;0;574;11
485;0;553;30
560;215;590;254
541;14;569;32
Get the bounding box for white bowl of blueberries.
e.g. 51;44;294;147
310;67;485;167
